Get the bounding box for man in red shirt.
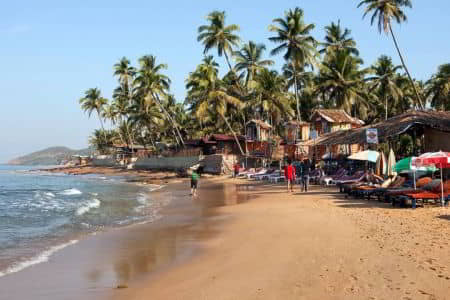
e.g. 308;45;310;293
284;160;296;193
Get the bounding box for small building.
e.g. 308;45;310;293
309;109;364;159
245;120;273;159
284;120;311;144
246;119;272;141
310;109;364;136
208;134;246;155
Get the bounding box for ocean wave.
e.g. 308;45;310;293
76;199;101;216
44;192;55;198
60;188;82;196
0;240;78;278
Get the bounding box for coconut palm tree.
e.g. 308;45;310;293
79;88;108;138
368;55;403;120
358;0;424;109
233;41;274;86
186;57;245;155
113;57;136;150
426;63;450;111
134;55;185;146
269;7;318;121
251;69;294;130
89;129;118;154
316;50;371;119
197;10;240;71
320;20;359;57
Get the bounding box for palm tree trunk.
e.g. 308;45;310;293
389;23;424;110
221;114;245;156
385;95;388;120
97;111;108;142
292;62;301;122
152;93;185;147
223;51;233;72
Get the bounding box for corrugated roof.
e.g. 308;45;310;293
311;109;363;125
305;110;450;146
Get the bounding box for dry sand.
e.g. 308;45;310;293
113;180;450;300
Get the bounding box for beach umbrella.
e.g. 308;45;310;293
394;157;437;190
387;148;396;176
348;150;379;163
413;151;450;205
375;151;387;176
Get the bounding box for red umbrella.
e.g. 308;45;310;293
414;152;450;205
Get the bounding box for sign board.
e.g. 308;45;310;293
310;130;318;140
366;128;378;144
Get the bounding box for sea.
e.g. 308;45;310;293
0;165;168;278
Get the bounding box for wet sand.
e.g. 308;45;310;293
0;179;246;300
112;181;450;300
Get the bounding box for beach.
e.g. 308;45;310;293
1;176;449;300
112;180;450;300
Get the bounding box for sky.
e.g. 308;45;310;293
1;0;449;163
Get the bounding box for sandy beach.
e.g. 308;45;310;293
1;176;449;300
112;180;450;300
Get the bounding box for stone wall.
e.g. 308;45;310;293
92;156;117;167
134;156;200;170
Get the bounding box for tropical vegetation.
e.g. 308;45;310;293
78;3;449;154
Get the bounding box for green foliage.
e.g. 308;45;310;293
77;6;446;155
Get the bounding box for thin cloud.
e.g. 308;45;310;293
3;24;31;35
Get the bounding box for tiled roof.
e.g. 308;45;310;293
311;109;363;125
246;119;272;129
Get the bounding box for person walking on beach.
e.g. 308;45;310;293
191;169;199;196
302;159;311;192
284;160;295;193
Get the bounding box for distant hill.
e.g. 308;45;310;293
7;146;94;166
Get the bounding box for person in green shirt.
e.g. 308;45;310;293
191;170;199;196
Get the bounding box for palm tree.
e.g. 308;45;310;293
320;20;359;57
358;0;424;109
197;11;240;71
114;57;137;151
316;50;371;118
368;55;403;119
186;57;245;155
79;88;108;139
269;7;318;121
89;129;118;154
251;69;294;129
426;63;450;111
233;41;274;86
134;55;185;146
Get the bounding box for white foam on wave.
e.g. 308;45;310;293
76;198;101;216
44;192;55;198
0;240;78;278
61;188;82;196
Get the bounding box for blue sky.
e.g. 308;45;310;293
1;0;449;162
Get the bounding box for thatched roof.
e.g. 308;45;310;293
311;109;364;125
305;110;450;146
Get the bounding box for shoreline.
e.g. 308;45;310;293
1;171;449;299
0;174;240;300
